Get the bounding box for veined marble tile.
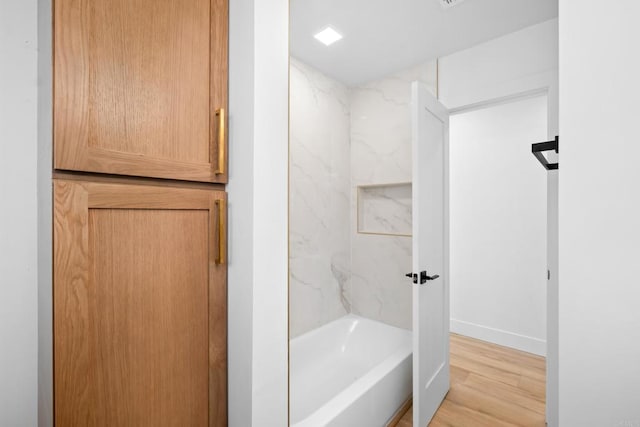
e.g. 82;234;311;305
350;234;413;330
350;61;437;186
348;61;437;331
357;183;412;236
289;58;351;338
290;57;438;336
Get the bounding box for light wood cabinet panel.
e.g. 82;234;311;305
54;0;228;183
53;180;227;426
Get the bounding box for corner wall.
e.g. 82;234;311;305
0;1;39;425
228;0;289;425
559;1;640;425
449;94;549;356
37;0;54;424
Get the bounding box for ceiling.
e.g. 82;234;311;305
290;0;558;86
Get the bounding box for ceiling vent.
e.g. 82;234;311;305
438;0;466;9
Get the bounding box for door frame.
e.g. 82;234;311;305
441;69;559;426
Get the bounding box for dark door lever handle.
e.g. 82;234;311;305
405;272;417;284
407;271;439;284
419;271;439;284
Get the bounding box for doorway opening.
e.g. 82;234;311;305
450;94;549;358
288;2;559;425
395;88;554;426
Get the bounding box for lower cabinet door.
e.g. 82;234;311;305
53;179;226;426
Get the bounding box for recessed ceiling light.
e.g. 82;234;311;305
314;27;343;46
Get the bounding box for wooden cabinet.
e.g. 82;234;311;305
54;0;228;183
52;0;229;423
53;180;227;426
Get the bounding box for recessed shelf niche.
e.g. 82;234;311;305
357;182;412;237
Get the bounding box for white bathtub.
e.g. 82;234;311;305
290;314;412;427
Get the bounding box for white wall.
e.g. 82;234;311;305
0;0;39;425
37;0;54;425
449;95;548;355
228;0;289;425
439;19;558;111
227;1;255;425
289;58;351;338
559;1;640;425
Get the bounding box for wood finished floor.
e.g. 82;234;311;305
393;334;545;427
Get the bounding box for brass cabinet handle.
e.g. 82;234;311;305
215;199;227;265
215;108;226;175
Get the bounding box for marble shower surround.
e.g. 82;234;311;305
349;62;437;330
289;58;352;338
289;57;438;336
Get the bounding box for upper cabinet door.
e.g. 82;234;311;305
54;0;228;183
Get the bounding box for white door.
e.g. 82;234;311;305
411;81;450;427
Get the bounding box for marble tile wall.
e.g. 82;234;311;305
289;57;437;336
289;58;352;338
357;183;412;236
350;62;437;330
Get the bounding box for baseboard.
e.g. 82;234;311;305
450;319;546;356
386;395;412;427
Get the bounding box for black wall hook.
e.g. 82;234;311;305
532;136;559;170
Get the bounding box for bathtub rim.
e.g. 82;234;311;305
289;314;412;426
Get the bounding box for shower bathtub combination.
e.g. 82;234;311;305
290;315;412;427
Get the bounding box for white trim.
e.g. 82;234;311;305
38;0;54;425
445;70;556;111
251;0;290;424
447;70;557;114
450;318;546;356
449;88;548;116
228;0;289;425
